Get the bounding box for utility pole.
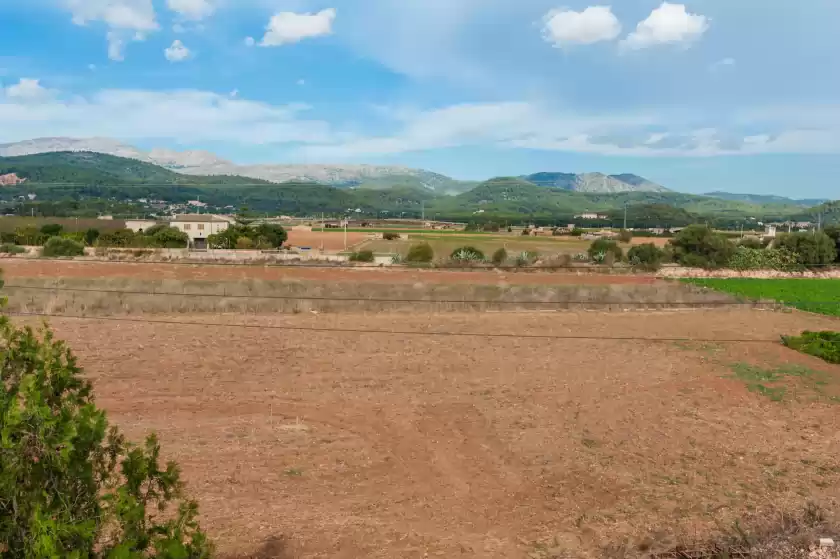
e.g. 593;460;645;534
422;200;425;222
623;203;627;230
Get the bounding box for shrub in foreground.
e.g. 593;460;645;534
775;231;837;267
0;305;212;557
617;229;633;243
450;246;485;262
42;236;85;257
349;250;375;262
0;243;26;254
491;247;508;266
405;242;434;263
588;238;623;263
727;246;801;271
627;243;665;271
782;331;840;364
669;225;735;269
382;232;400;241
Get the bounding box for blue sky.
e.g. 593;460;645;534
1;0;839;196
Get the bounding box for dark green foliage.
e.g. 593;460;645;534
42;236;85;257
588;238;623;261
521;228;531;236
14;227;46;246
382;232;400;240
482;221;500;232
0;232;15;244
0;308;212;557
84;228;100;246
669;225;736;269
235;237;254;249
0;244;26;254
491;247;508;265
96;229;139;248
406;243;434;263
824;226;840;262
150;226;190;248
349;250;375;262
208;224;287;250
782;331;840;364
627;243;664;271
39;223;63;237
450;246;485;262
775;231;837;267
569;228;584;237
251;224;288;248
737;236;764;249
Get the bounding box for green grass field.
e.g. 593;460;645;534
684;278;840;317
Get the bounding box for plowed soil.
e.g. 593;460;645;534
0;258;659;286
30;309;840;558
286;230;369;251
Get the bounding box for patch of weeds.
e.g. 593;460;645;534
782;331;840;364
728;362;839;403
284;468;304;477
581;437;598;448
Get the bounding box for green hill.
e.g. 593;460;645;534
0;152;272;186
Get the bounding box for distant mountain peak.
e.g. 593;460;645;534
521;171;669;193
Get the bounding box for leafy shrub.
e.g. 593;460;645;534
782;331;840;364
349;250;375;262
627;243;665;271
588;238;623;262
406;242;434;263
738;236;764;250
0;232;16;244
450;246;485;262
514;251;539;267
42;236;85;257
83;228;100;246
382;232;400;240
96;229;139;248
0;310;212;557
251;224;288;248
572;252;588;262
521;228;531;236
569;228;585;237
482;221;500;233
14;226;46;246
150;226;189;248
669;225;735;269
618;229;633;243
391;253;404;264
235;236;255;249
775;231;837;267
824;226;840;263
40;223;64;237
0;243;26;254
491;247;508;265
728;246;801;271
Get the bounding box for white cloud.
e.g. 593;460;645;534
63;0;159;60
296;79;306;86
167;0;214;21
3;78;54;101
542;6;622;47
622;3;709;50
244;36;255;47
0;87;336;146
164;40;191;62
260;8;336;47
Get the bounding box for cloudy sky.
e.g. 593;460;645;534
1;0;838;195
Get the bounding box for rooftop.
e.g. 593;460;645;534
170;214;230;223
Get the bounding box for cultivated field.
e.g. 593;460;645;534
23;310;840;558
286;230;370;251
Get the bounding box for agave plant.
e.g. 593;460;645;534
591;250;607;264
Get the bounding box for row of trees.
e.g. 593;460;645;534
206;223;287;250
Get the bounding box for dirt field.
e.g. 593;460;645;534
0;258;660;286
286;230;370;251
24;309;840;558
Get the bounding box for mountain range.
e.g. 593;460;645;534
0;137;667;195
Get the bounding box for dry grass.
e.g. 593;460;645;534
24;309;840;558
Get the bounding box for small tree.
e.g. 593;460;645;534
235;236;255;249
349;250;375;262
627;243;665;271
776;231;837;267
40;223;64;237
151;226;189;248
252;224;288;248
588;238;623;262
0;307;212;557
824;226;840;263
618;229;633;243
84;228;100;247
405;243;434;263
382;232;400;241
669;224;735;269
42;236;85;257
491;247;508;266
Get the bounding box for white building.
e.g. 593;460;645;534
169;215;231;249
125;219;158;233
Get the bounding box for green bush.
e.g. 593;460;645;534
0;243;26;254
627;243;665;271
96;229;139;248
588;238;623;262
40;223;64;237
491;247;508;265
84;228;100;246
0;308;212;557
775;231;837;267
382;232;400;240
150;226;189;248
406;242;434;263
617;229;633;243
482;221;500;232
514;251;539;267
738;236;764;250
450;246;485;262
42;236;85;257
669;225;735;269
727;246;801;271
235;236;254;249
782;331;840;364
349;250;375;262
824;226;840;263
14;227;46;246
0;232;16;244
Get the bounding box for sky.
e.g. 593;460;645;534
0;0;839;196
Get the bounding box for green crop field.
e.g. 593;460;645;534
684;278;840;317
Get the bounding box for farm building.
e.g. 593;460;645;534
169;214;231;249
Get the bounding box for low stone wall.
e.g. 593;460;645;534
658;266;840;279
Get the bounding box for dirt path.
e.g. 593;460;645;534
26;310;840;558
0;258;661;286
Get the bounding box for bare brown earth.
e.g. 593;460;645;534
27;310;840;559
0;258;659;286
286;230;370;251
